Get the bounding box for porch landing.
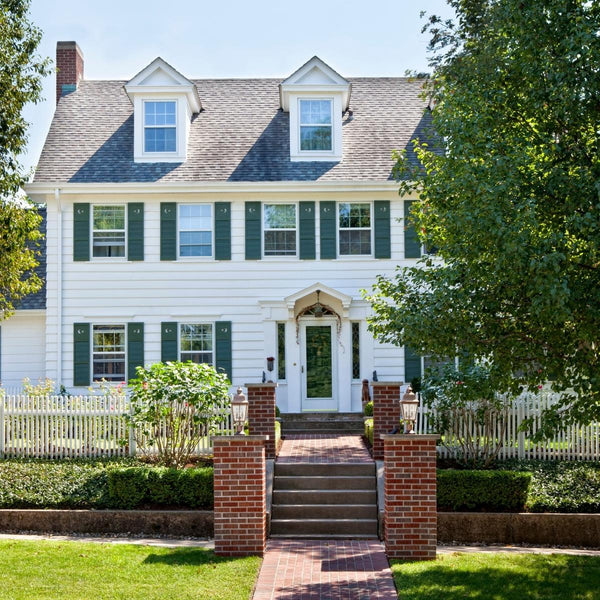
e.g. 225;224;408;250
277;434;372;464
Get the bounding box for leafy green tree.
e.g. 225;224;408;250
0;0;50;318
367;0;600;437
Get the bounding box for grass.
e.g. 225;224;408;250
391;552;600;600
0;539;261;600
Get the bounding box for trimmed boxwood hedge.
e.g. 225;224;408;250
437;470;532;512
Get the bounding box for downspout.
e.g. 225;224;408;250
55;188;62;389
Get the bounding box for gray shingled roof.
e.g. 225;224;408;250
34;78;431;183
17;207;46;310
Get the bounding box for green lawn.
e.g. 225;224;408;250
0;539;261;600
391;552;600;600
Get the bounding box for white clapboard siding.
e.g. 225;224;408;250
0;394;233;459
415;391;600;461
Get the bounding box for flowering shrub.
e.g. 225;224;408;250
128;361;230;468
421;363;512;467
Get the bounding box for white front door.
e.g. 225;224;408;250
300;319;338;411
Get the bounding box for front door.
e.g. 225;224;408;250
300;320;337;411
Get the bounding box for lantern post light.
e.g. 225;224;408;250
399;386;419;433
231;387;249;435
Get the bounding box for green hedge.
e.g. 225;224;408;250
437;470;532;512
107;467;213;509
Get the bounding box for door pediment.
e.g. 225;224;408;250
285;282;352;319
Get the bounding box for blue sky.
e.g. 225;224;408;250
22;0;453;175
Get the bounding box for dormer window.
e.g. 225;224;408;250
280;56;351;163
299;99;332;151
125;57;201;163
144;101;176;153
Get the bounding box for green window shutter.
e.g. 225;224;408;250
127;203;144;261
245;202;261;260
299;201;316;260
404;200;422;258
161;322;178;362
374;200;391;259
73;323;90;386
319;201;336;259
404;346;422;385
160;202;177;261
214;202;231;260
127;322;144;382
73;203;90;262
215;321;232;381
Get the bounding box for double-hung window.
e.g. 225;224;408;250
299;99;332;151
264;204;297;256
92;205;126;258
180;324;213;364
92;325;126;382
338;203;371;256
179;204;212;257
144;101;176;153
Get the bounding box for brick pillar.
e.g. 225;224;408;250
382;434;440;560
213;435;267;556
246;383;277;459
371;381;402;461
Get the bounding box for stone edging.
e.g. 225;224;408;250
438;512;600;548
0;509;213;538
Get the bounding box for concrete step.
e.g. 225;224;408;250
270;518;378;537
275;462;374;477
272;504;377;520
282;421;364;432
270;534;378;539
279;412;364;421
273;489;377;505
282;429;365;435
274;475;376;491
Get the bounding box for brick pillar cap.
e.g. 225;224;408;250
57;41;84;55
213;435;270;442
245;382;278;388
381;433;441;441
370;381;403;386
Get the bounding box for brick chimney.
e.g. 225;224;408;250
56;41;84;104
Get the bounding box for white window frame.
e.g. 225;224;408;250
336;201;373;258
92;324;127;383
262;202;298;258
179;322;215;365
91;204;127;260
143;99;178;155
298;98;333;154
177;203;214;259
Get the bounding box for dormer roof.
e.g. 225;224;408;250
279;56;351;111
124;57;201;113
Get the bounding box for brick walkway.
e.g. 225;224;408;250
277;434;372;464
252;539;397;599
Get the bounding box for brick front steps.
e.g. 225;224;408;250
271;462;378;539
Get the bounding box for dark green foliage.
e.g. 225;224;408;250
106;466;214;509
275;405;281;418
437;470;531;512
499;460;600;514
363;401;373;417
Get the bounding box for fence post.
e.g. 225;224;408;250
0;396;4;458
128;400;136;457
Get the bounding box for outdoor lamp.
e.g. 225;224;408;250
231;387;249;435
400;386;419;434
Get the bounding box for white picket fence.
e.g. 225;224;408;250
0;394;234;459
415;391;600;461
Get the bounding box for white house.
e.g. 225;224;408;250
2;41;430;413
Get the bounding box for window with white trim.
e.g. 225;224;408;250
338;203;371;256
179;323;214;364
264;204;297;256
144;101;176;153
93;325;126;382
179;204;212;257
299;99;333;151
92;205;126;258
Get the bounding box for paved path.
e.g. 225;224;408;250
277;434;372;464
252;539;397;600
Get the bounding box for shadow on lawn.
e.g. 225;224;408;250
392;554;600;600
143;548;242;567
